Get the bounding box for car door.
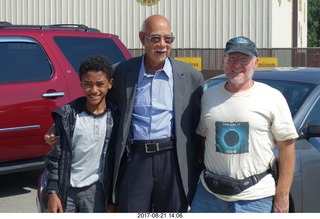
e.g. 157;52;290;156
0;36;70;165
292;91;320;212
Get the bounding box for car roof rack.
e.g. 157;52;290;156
0;22;100;32
0;21;12;27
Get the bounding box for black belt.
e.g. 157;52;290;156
129;137;175;153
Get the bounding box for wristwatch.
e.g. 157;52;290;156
47;189;59;195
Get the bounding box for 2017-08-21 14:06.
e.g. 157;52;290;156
137;213;183;218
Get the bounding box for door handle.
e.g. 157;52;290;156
42;92;65;98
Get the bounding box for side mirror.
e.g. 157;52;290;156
300;120;320;139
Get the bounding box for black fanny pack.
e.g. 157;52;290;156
203;169;271;196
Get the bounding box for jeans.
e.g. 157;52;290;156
190;180;273;213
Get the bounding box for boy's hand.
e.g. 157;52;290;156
44;125;58;147
48;193;63;213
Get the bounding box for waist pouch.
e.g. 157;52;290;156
270;157;279;184
204;169;271;195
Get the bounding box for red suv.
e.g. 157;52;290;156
0;22;132;175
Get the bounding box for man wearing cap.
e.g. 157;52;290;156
190;36;298;213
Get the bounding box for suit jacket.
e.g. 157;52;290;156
109;55;204;205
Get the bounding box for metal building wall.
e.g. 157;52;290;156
298;0;308;47
0;0;302;49
271;0;293;48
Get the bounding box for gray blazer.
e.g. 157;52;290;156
109;55;204;205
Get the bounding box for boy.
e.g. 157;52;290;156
45;55;117;213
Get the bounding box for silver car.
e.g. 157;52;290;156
204;67;320;212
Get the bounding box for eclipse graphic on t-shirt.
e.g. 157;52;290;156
224;130;240;147
215;121;249;154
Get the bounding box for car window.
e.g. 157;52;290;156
304;96;320;124
204;78;314;117
258;81;314;117
54;37;127;74
0;42;52;84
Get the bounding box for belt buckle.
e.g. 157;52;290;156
145;142;159;153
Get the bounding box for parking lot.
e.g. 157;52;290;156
0;169;41;213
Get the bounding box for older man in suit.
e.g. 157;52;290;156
109;15;204;212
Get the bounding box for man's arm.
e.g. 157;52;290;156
273;139;295;213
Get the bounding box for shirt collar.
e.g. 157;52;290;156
138;55;172;83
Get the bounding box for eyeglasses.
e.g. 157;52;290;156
225;55;255;65
144;33;175;44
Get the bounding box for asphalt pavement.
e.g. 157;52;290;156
0;169;41;213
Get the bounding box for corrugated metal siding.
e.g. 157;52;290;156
271;0;292;47
0;0;304;49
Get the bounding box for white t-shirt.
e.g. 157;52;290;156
197;81;298;201
70;111;107;188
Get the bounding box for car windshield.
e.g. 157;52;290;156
204;78;315;118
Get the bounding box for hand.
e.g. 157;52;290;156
272;193;289;213
106;203;118;212
48;193;63;213
44;125;58;147
44;133;58;147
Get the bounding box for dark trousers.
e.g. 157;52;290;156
65;180;105;213
117;149;188;212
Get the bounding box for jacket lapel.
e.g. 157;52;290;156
125;57;142;106
122;57;141;139
170;57;185;135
